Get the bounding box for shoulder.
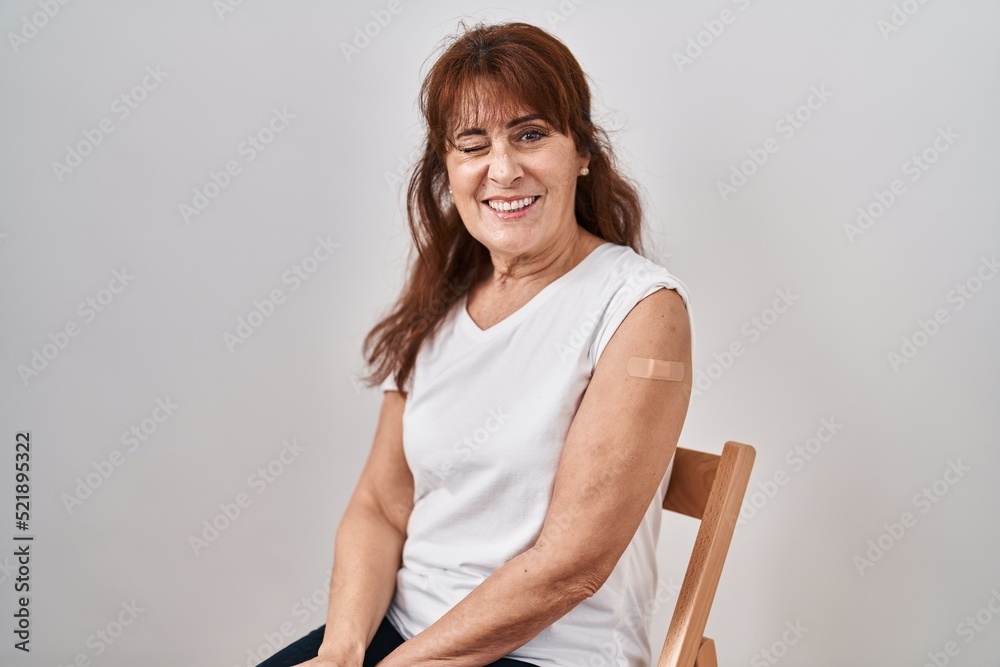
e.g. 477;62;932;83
591;242;689;298
587;243;693;367
602;286;691;363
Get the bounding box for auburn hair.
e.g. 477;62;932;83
361;20;648;392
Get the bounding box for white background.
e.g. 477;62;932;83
1;1;998;666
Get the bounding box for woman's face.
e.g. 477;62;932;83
444;105;589;260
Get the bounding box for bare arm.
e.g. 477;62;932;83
376;287;693;667
313;388;414;663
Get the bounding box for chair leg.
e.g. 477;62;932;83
693;637;718;667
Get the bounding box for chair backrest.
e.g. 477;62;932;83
655;441;756;667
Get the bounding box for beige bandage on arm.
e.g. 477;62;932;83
627;357;685;382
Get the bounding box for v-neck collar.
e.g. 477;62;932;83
457;242;613;339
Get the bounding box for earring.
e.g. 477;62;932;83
580;167;589;176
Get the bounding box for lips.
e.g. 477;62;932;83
485;195;539;210
482;195;541;220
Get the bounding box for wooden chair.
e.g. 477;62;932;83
654;441;756;667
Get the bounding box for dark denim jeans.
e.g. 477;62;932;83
256;614;538;667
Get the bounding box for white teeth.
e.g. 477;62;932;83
487;196;536;212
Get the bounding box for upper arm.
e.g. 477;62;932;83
351;388;414;537
532;287;693;594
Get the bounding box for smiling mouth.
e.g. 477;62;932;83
482;195;541;213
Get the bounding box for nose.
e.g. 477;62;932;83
487;143;523;186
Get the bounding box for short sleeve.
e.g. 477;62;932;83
590;270;694;372
379;371;412;394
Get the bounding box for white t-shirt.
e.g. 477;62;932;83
379;241;693;667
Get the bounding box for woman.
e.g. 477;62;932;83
260;20;693;667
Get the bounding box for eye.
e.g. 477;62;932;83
459;145;487;154
520;128;547;142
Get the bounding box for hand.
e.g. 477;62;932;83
295;655;362;667
290;646;363;667
290;656;360;667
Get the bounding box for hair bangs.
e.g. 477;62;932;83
428;51;573;154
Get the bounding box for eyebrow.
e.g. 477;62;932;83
454;114;545;139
